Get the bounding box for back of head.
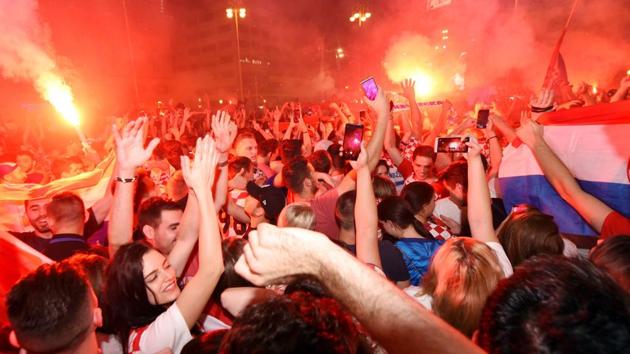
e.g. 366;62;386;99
377;196;432;239
497;210;563;267
228;156;253;180
478;255;630;353
220;291;361;354
309;150;332;173
278;202;317;230
401;182;435;215
282;157;310;194
372;175;396;201
589;235;630;292
422;238;503;337
280;139;303;163
259;138;278;157
63;253;109;301
213;237;254;300
440;160;467;191
335;191;356;231
7;263;95;353
46;191;85;230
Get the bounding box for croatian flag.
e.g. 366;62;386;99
499;101;630;237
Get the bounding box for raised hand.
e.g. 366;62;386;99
620;76;630;90
516;111;545;148
465;139;483;159
349;142;369;171
211;110;237;154
364;84;389;119
530;88;555;110
112;117;160;172
400;78;416;100
181;135;220;194
234;223;329;285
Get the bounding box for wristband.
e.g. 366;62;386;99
530;105;554;113
217;160;229;168
116;176;137;183
487;136;498;141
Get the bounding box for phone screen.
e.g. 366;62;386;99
435;136;470;153
476;109;490;129
360;77;378;101
343;124;364;160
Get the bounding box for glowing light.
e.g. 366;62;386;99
365;12;371;18
441;29;449;34
627;69;630;76
239;8;246;18
410;72;434;97
453;73;465;90
337;48;344;53
592;84;598;94
226;8;234;18
219;99;224;104
39;74;80;126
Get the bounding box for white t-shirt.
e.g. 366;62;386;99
433;198;462;225
127;303;192;354
485;241;513;277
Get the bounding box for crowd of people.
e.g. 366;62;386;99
1;72;629;353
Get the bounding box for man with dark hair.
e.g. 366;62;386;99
335;190;410;288
43;191;93;261
137;196;185;254
477;256;630;353
6;262;102;353
384;142;438;185
220;291;362;353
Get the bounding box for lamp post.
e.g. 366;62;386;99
226;7;246;102
349;11;371;27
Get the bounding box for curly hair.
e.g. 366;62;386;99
220;291;361;353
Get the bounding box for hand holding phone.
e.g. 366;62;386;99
435;136;470;153
361;77;378;101
476;109;490;129
342;123;364;160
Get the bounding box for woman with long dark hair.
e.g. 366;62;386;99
377;196;443;285
104;134;224;353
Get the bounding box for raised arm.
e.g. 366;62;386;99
212;111;237;210
401;78;423;139
484;116;502;179
466;141;499;244
177;135;224;328
108;118;160;257
235;224;482;354
335;84;389;195
516;116;615;232
610;76;630;103
423;100;451;146
352;144;381;269
384;119;405;166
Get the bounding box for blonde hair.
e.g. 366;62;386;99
421;237;503;337
277;202;317;230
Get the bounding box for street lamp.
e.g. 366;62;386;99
226;6;246;102
335;47;345;59
349;11;371;26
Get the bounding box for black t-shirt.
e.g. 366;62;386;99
8;207;100;254
344;240;410;282
43;233;90;261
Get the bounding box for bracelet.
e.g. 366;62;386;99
217;160;229;168
530;105;554;113
487;136;498;141
116;176;137;183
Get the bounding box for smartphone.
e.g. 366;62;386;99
476;109;490;129
360;77;378;101
434;136;470;153
342;124;364;160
